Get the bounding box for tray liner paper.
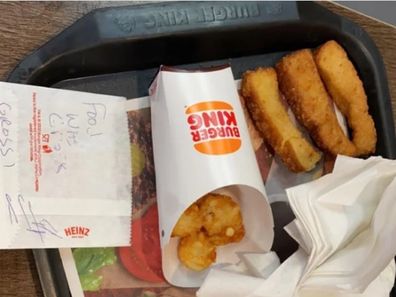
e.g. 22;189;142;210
61;83;338;296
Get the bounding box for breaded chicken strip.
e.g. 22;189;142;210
242;67;321;172
276;49;357;156
314;40;377;155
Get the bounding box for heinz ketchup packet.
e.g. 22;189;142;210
149;66;274;287
0;82;132;249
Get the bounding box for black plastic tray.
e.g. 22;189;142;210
7;1;396;297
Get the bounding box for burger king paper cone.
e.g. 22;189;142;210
149;66;274;287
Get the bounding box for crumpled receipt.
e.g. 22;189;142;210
0;82;131;248
197;155;396;297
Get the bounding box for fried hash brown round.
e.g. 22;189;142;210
178;231;217;271
171;203;202;238
198;193;245;245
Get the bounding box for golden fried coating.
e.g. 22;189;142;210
276;49;357;156
171;203;202;238
178;231;217;271
172;193;246;270
239;94;264;151
197;193;245;246
242;67;321;172
314;40;377;155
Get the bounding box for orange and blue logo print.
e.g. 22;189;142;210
185;101;241;155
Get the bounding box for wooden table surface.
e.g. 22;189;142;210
0;1;395;297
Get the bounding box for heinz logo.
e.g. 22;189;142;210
186;101;241;155
64;226;90;238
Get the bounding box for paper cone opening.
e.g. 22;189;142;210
161;184;274;287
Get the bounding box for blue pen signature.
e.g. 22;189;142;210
5;193;18;224
84;102;106;137
45;104;107;175
5;193;62;242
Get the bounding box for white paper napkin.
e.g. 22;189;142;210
296;260;395;297
197;250;395;297
197;156;396;297
301;165;396;292
197;249;306;297
288;156;396;292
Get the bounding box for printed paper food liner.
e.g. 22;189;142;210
59;90;395;297
149;66;274;287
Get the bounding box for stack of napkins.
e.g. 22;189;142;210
197;155;396;297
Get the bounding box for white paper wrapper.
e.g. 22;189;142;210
0;82;132;249
149;66;274;287
197;249;307;297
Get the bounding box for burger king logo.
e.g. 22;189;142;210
185;101;241;155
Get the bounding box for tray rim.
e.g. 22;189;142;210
5;1;396;297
